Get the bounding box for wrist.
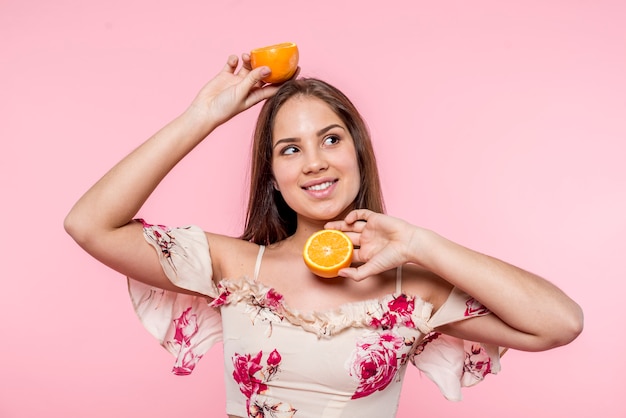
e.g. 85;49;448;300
179;105;219;140
404;226;439;266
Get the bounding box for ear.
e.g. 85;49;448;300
272;180;280;191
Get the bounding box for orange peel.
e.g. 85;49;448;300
250;42;299;84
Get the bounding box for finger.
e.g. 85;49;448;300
338;264;376;282
344;209;374;224
337;267;361;281
241;53;252;71
351;220;367;233
351;248;366;263
324;220;348;231
343;231;361;247
237;53;253;80
223;54;239;73
245;86;279;108
241;73;280;107
325;218;367;235
242;66;271;90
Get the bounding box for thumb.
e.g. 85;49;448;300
244;66;271;88
338;264;376;282
242;67;281;107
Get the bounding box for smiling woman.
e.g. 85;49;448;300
270;96;362;228
64;52;583;418
243;78;385;246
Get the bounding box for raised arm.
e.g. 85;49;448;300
326;209;584;352
64;54;278;292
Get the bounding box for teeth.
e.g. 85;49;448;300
306;181;334;191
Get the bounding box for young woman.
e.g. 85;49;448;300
64;53;583;418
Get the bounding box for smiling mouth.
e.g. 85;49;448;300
304;180;337;191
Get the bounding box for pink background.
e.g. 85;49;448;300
2;1;624;417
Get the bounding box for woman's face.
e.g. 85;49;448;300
271;95;361;225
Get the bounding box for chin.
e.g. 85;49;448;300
291;198;356;224
319;204;355;222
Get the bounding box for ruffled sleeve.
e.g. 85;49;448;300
411;287;504;401
127;220;223;376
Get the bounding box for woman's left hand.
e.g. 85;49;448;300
325;209;420;281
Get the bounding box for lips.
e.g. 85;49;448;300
304;180;336;191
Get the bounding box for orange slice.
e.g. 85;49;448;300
303;229;354;278
250;42;299;84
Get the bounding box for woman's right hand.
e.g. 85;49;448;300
64;53;287;294
186;54;282;130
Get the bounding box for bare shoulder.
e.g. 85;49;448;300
400;264;453;311
204;232;261;281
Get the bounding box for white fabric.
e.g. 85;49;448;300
127;222;503;416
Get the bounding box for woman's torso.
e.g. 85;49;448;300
210;234;453;418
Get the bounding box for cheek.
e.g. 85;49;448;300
344;155;361;192
272;162;296;189
336;159;361;202
350;166;362;196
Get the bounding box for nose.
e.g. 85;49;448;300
303;148;328;174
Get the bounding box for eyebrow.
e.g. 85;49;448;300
272;124;345;149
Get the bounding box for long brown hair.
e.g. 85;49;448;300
241;78;385;245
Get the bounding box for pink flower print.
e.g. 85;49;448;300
232;351;268;400
137;218;166;229
388;294;411;312
267;349;281;366
265;349;282;381
233;350;292;415
263;288;284;311
173;307;199;346
465;343;492;379
347;331;404;399
369;294;416;330
397;336;416;367
170;307;202;375
172;347;202;376
248;400;264;418
369;311;397;329
388;294;416;328
137;220;176;259
412;332;441;357
249;399;297;418
209;283;231;307
245;289;285;337
155;232;174;258
464;297;490;317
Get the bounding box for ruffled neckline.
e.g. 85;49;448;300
210;275;436;338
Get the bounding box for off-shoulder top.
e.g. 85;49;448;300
128;221;503;418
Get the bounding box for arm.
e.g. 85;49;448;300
326;209;584;352
64;55;277;293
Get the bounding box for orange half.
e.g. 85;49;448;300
303;229;353;278
250;42;299;84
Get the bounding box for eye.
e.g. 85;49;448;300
323;135;340;146
280;145;300;155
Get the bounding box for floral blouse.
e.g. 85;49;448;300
128;222;503;418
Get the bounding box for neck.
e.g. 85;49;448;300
291;206;355;244
291;220;325;246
